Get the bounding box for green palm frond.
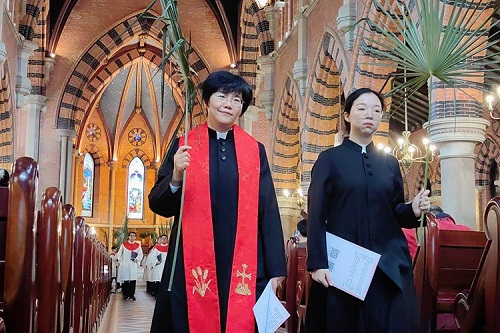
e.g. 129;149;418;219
351;0;500;232
136;0;199;290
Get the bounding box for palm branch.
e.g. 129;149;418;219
135;0;199;289
352;0;500;230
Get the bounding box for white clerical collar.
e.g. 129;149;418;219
361;145;367;154
217;131;228;140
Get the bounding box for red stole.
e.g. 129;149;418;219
123;241;140;251
154;244;168;252
182;123;259;332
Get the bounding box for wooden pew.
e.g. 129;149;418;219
454;197;500;332
0;183;8;311
37;187;63;333
73;217;85;333
413;212;487;333
277;239;306;333
296;259;311;333
4;157;38;333
60;204;75;333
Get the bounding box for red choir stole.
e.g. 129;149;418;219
154;244;168;252
123;241;140;251
182;123;259;332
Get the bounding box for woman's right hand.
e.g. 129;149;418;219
311;268;333;288
171;145;192;186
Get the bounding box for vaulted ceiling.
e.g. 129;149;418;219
48;0;242;64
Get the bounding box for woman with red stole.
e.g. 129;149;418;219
149;71;286;333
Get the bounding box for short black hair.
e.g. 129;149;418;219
201;70;253;115
297;219;307;237
343;88;385;133
128;231;136;236
160;234;168;239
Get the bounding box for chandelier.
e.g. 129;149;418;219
378;66;436;169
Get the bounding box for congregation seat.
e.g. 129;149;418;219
413;212;487;333
277;238;307;333
454;196;500;332
2;157;111;333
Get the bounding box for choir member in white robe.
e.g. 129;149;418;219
146;234;169;296
116;231;143;300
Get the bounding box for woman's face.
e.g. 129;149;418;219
344;92;383;139
206;91;244;132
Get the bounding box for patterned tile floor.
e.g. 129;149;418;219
98;273;156;333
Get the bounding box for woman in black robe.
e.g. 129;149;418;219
305;88;431;333
149;71;286;333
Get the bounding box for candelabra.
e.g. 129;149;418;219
391;132;436;169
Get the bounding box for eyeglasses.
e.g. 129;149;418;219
353;107;383;119
214;93;244;107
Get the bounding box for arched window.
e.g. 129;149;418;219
127;157;145;219
82;153;95;217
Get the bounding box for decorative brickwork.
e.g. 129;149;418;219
57;13;209;140
0;68;12;169
240;0;275;94
301;31;344;183
271;74;302;192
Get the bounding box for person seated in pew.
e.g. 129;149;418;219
402;205;472;261
0;169;9;186
294;218;307;247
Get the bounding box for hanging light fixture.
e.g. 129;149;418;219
378;26;436;169
391;66;436;169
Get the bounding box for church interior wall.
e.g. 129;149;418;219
0;0;499;246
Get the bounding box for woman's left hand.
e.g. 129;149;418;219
412;188;431;217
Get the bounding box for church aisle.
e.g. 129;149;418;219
98;281;156;333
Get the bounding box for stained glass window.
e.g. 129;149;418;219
82;153;94;217
127;157;144;219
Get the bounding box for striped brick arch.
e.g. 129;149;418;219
301;30;348;183
240;0;275;91
271;74;302;192
19;0;46;95
475;137;500;187
0;66;12;169
352;0;402;91
56;13;210;136
81;144;106;166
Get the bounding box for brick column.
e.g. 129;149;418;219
108;160;118;232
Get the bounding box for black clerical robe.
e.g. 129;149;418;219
306;139;420;333
149;126;286;333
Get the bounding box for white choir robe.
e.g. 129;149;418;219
116;242;143;282
146;246;168;282
143;254;154;282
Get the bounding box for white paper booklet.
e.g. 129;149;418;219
253;280;290;333
326;232;381;300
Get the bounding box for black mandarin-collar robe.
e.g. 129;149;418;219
149;127;286;333
306;139;420;332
